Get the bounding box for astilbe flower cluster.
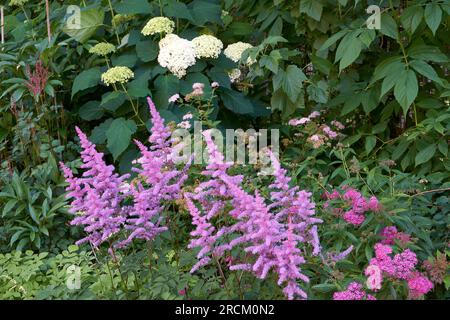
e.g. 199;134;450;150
60;128;129;248
185;131;322;299
118;97;189;247
26;59;49;98
61;97;187;249
323;186;380;226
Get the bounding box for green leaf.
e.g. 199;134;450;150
401;6;423;34
394;69;418;115
127;74;151;98
189;0;222;25
365;135;376;154
62;8;104;43
154;75;180;109
101;92;127;112
415;144;436;166
283;65;307;102
164;0;194;21
299;0;323;21
106;118;137;160
311;55;332;75
424;3;442;35
136;40;158;63
219;88;254;114
408;45;448;63
410;60;443;85
319;30;349;52
71;68;101;98
2;199;17;217
380;13;398;39
336;33;362;72
115;0;152;14
79;101;104;121
90;119;113;144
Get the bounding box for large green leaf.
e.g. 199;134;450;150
415;144;436;167
79;101;103;121
63;8;104;43
401;6;423;34
71;68;102;98
336;33;362;72
410;60;443;86
219;88;254;114
380;13;398;39
153;75;180;109
299;0;323;21
106;118;137;160
283;65;307;103
115;0;152;14
424;3;442;35
394;69;418;115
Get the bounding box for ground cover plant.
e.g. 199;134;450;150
0;0;448;300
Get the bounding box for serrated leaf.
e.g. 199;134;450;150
283;65;307;102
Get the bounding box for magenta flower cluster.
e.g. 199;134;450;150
185;131;322;299
61;97;188;249
365;242;433;299
333;282;376;300
324;187;380;226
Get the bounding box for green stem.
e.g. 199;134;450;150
107;0;121;45
120;83;145;126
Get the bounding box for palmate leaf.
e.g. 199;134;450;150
62;8;104;43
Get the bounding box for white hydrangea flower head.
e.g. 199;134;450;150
141;17;175;36
224;42;255;65
192;35;223;59
159;34;181;49
89;42;116;56
228;68;242;83
157;37;197;79
101;66;134;86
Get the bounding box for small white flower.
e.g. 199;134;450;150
224;42;255;65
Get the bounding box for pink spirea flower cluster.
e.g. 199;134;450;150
185;131;322;299
366;242;433;299
407;272;434;299
324;187;380;226
333;282;376;300
61;97;188;249
380;226;411;246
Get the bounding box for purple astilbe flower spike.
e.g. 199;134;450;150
267;150;322;255
185;131;321;299
118;97;190;247
60;127;129;248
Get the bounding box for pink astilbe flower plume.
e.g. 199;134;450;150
185;131;321;299
60;127;130;248
118;97;189;247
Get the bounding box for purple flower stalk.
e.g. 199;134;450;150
60;127;129;248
